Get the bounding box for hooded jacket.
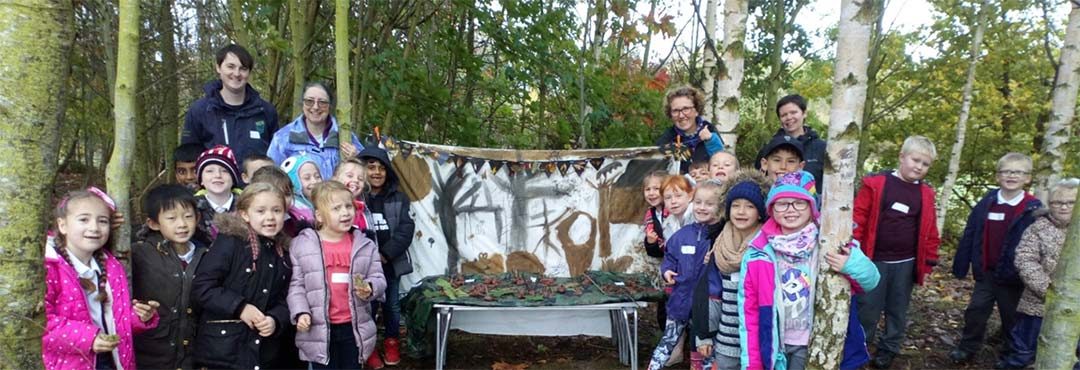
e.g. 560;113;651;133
43;247;159;370
190;213;292;369
357;146;416;278
282;153;320;222
267;115;363;179
287;228;387;365
951;189;1042;283
738;220;879;370
660;221;723;321
1013;211;1068;317
181;80;279;163
130;226;209;369
754;127;827;187
655;117;725;174
852;171;941;285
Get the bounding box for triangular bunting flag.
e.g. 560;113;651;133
573;161;588;176
491;161;505;175
590;158;604;170
543;162;557;177
557;161;570;176
436;152;450;165
470;158;486;174
509;162;523;177
453;155;466;169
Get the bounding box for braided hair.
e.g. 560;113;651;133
236;182;289;270
53;190;116;303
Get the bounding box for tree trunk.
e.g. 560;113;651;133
228;0;250;47
713;0;749;151
289;0;308;118
107;0;140;255
701;0;719;121
160;0;180;181
808;0;875;368
334;0;352;153
1037;188;1080;369
1035;2;1080;201
592;0;606;61
0;0;72;366
937;2;989;232
641;0;657;71
855;3;885;175
762;0;786;124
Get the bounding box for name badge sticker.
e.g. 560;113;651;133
331;273;350;284
988;212;1006;221
250;130;261;139
681;245;696;255
890;202;910;214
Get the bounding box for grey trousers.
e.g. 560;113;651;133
857;260;916;354
784;344;809;370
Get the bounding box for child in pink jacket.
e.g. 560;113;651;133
43;188;159;369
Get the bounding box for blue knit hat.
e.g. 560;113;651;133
726;181;767;222
281;153;320;208
766;170;819;220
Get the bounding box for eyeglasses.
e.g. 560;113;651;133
303;98;330;108
670;106;696;117
1050;201;1076;208
773;200;810;212
997;170;1030;177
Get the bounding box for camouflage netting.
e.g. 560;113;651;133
402;271;663;358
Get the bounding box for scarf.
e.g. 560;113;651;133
675;118;706;148
709;221;761;274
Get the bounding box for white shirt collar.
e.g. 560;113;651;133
997;190;1024;206
207;194;234;213
890;170;920;184
177;242;196;263
69;253;101;280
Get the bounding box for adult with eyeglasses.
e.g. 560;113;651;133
996;178;1079;369
754;94;827;188
181;44;279;165
655;86;725;174
267;81;363;179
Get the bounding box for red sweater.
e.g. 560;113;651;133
853;172;942;284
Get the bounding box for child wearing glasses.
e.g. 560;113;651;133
267;82;364;179
739;171;879;370
852;136;942;368
997;178;1079;369
949;152;1044;364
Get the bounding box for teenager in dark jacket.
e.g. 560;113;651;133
191;183;294;369
181;44;278;162
949;153;1043;364
131;185;209;369
358;146;415;368
754;94;827;187
655;86;725;174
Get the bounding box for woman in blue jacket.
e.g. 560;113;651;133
267;82;363;179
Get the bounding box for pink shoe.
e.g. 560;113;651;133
690;351;704;370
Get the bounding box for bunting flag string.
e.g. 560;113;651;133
376;135;688;179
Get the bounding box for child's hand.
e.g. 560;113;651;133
111;212;126;229
663;270;678;285
354;281;373;300
340;141;358;159
132;299;159;323
825;245;852;272
92;333;119;353
239;304;266;330
296;314;312;332
646;229;659;244
698;126;713;142
697;344;713;358
255;316;276;337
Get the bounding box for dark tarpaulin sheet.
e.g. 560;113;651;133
402;271;664;358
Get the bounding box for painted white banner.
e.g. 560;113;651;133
383;141;678;290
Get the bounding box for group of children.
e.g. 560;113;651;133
44;143;414;369
646;131;1080;370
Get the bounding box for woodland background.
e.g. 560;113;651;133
2;0;1080;367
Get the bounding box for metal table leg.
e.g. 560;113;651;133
620;306;638;370
613;309;629;365
436;307;453;370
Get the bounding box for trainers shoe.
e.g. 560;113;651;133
689;350;704;370
366;350;385;369
384;338;401;366
948;349;973;364
871;350;897;369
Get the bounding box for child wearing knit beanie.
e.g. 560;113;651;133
692;169;769;370
193;145;243;242
281;153;323;223
738;171;881;370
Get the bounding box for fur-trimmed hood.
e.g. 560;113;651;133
212;211;292;248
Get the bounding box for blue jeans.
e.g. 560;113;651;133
372;277;400;339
